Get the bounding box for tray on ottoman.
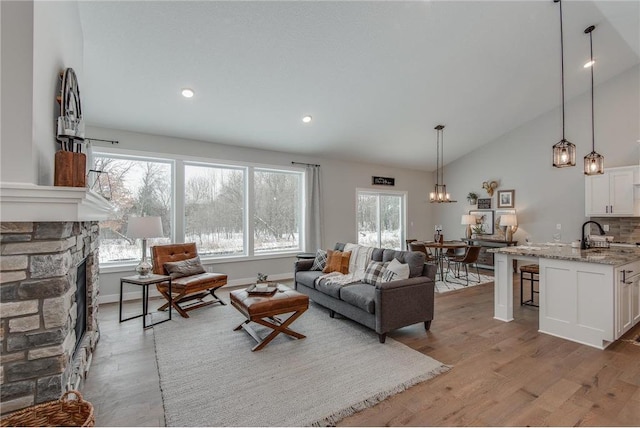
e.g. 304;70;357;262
246;283;278;296
230;284;309;351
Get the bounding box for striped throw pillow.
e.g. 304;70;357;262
311;249;327;271
363;260;389;285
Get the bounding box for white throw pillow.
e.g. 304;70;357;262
380;258;410;283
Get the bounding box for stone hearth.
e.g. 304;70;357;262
0;221;100;414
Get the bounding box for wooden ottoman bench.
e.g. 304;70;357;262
230;284;309;351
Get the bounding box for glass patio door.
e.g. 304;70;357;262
356;190;405;250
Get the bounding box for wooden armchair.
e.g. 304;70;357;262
151;243;227;318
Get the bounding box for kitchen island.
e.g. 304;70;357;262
490;244;640;349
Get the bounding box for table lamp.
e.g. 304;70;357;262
127;216;163;278
499;214;518;242
461;215;476;239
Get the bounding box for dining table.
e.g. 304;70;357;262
416;240;469;282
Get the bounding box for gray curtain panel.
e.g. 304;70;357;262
305;165;323;252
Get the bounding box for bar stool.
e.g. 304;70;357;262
520;264;539;307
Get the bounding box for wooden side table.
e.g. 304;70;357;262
295;252;316;260
119;274;172;329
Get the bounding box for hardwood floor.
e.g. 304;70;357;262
82;277;640;426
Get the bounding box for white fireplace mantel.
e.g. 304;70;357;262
0;182;115;222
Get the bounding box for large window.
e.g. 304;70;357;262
184;164;245;256
93;155;173;264
254;169;302;253
357;190;406;250
93;152;304;265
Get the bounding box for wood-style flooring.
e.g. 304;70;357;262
82;276;640;426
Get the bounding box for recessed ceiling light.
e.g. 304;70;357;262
583;60;595;68
181;88;194;98
302;115;312;123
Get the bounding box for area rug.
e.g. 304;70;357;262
153;302;449;426
435;272;494;293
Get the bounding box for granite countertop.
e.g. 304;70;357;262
488;243;640;266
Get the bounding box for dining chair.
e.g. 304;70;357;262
409;242;437;263
405;239;417;251
446;245;481;286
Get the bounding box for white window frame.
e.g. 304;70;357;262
91;152;176;268
183;161;249;257
92;147;305;269
253;167;304;255
355;188;407;250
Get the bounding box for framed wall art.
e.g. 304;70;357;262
469;210;494;235
477;198;491;209
494;209;517;238
497;189;515;208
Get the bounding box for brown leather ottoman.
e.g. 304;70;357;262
230;284;309;351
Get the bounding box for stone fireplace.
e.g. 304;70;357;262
0;183;112;415
0;221;100;414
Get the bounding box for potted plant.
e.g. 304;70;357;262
472;225;484;238
467;192;479;205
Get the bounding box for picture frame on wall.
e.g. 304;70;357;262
477;198;491;209
494;209;517;238
469;210;494;235
497;189;515;208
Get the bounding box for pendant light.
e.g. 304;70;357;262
552;0;576;168
583;25;604;175
429;125;456;203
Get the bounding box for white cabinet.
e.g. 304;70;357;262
615;260;640;339
585;166;639;216
538;258;615;349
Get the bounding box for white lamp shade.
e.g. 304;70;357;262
499;214;518;227
127;216;163;239
461;214;476;225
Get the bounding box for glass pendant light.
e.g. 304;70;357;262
429;125;456;203
552;0;576;168
583;25;604;175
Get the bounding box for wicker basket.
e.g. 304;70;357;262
0;390;94;427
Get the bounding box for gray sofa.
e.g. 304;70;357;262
294;243;437;343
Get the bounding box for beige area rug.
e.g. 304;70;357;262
435;272;494;293
153;302;449;426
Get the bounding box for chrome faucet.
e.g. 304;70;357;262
581;221;605;250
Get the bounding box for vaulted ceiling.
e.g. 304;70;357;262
77;1;639;171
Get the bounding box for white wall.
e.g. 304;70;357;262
0;0;84;186
433;65;640;244
86;126;434;302
1;1;35;184
33;1;84;186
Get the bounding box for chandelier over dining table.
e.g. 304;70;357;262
430;124;456;203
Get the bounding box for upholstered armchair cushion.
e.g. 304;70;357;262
163;256;206;279
151;242;228;318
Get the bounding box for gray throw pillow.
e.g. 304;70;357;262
164;256;206;279
311;249;328;271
